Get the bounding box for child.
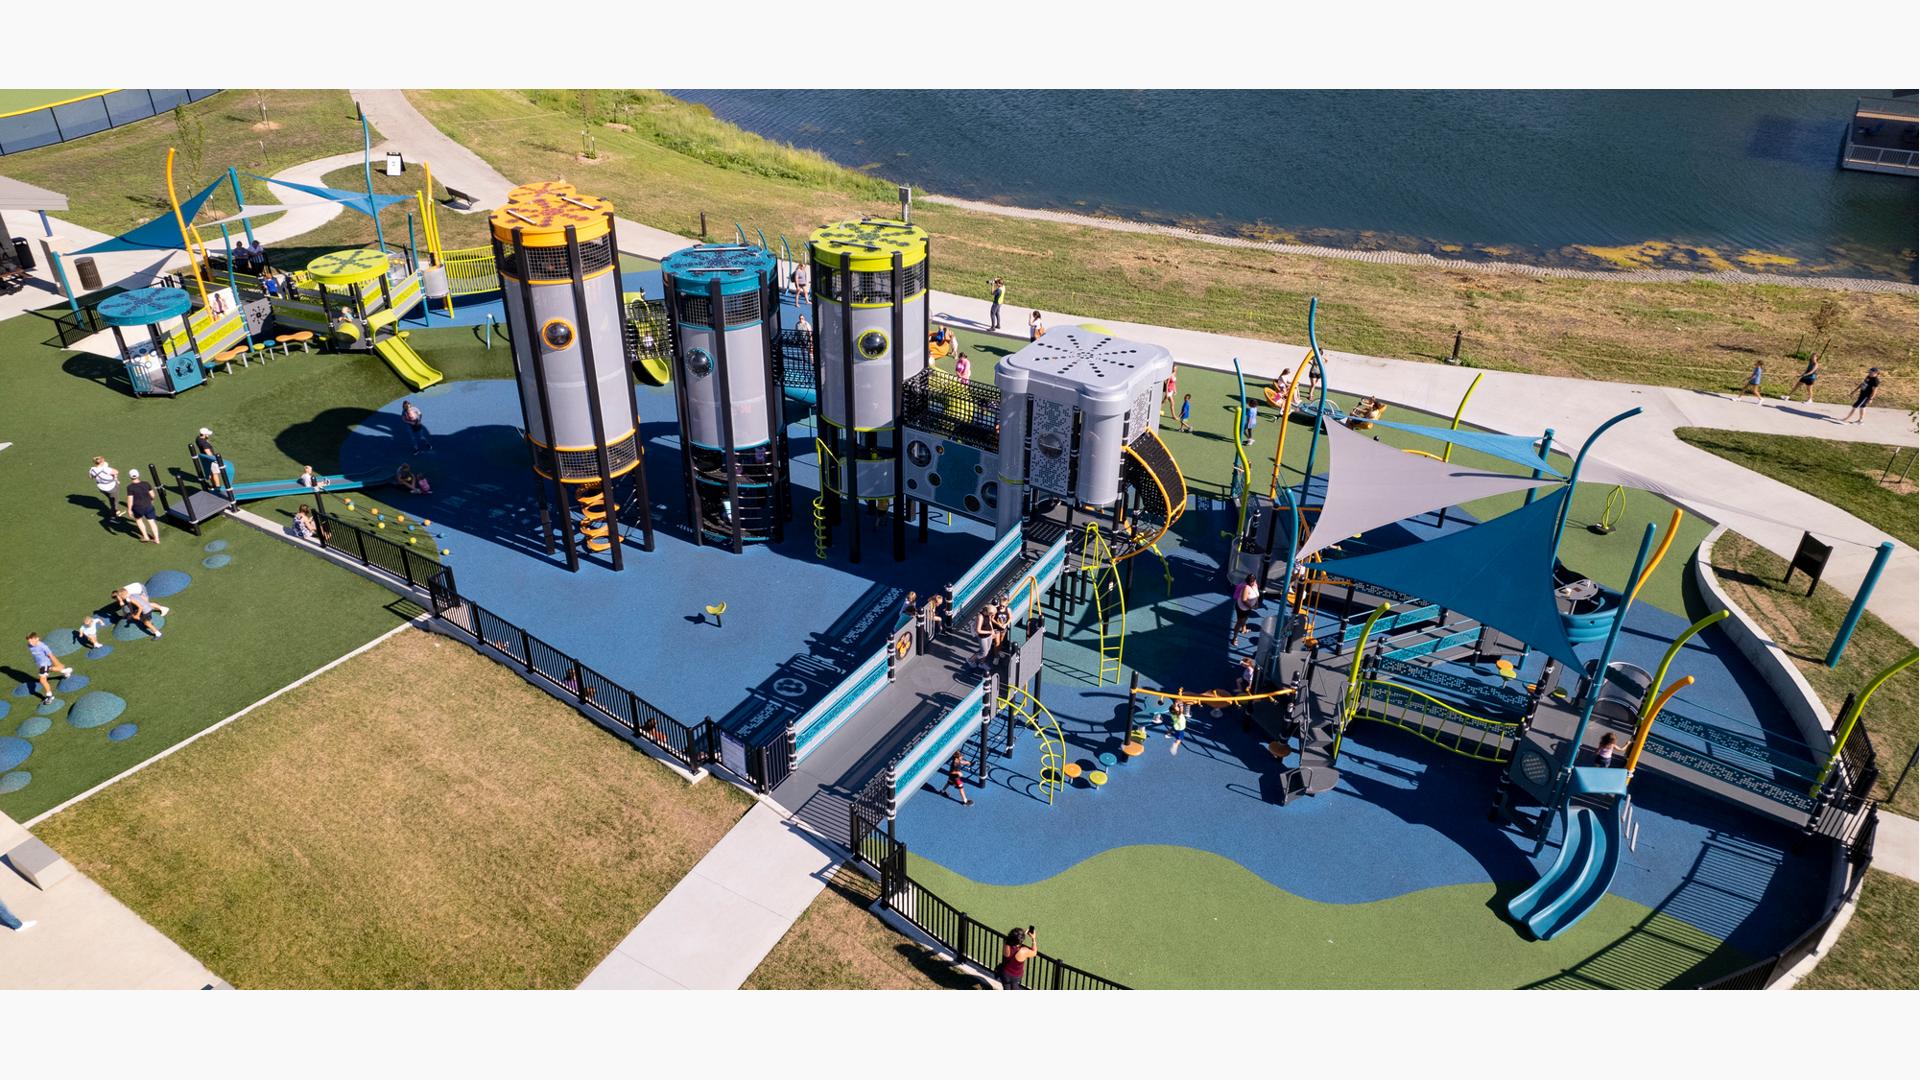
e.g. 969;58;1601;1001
1242;403;1259;442
1596;732;1622;768
1028;310;1045;341
76;612;108;651
25;633;74;702
941;750;974;805
1741;361;1765;401
1169;695;1190;755
954;352;971;384
1179;393;1193;433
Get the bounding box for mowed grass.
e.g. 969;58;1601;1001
408;89;1918;409
1799;871;1920;990
1709;532;1918;817
1676;428;1919;547
36;629;753;988
744;866;980;990
1;90;368;238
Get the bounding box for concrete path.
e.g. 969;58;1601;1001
1872;810;1918;883
1;813;225;989
577;802;841;989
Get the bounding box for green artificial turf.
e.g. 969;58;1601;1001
906;844;1750;989
0;305;510;820
1674;427;1919;547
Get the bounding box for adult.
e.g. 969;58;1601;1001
25;632;74;702
795;271;811;305
1028;310;1045;341
988;277;1006;331
973;604;996;672
1740;361;1765;401
1840;367;1881;424
1788;354;1820;403
194;427;225;488
112;588;161;639
998;927;1037;990
401;399;432;452
124;468;160;544
923;593;946;638
88;456;121;520
1230;573;1262;645
1162;368;1179;418
123;581;171;619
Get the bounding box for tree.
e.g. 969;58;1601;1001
173;105;206;190
1809;297;1846;361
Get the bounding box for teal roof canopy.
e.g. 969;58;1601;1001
97;286;193;326
1324;490;1585;667
1366;419;1562;477
72;177;226;255
253;175;413;219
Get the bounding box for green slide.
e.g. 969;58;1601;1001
374;335;444;390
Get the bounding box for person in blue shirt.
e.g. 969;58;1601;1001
25;632;73;701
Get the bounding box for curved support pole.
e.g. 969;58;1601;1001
1442;372;1484;464
164;148;210;308
1626;675;1694;775
1333;603;1392;764
1297;297;1330;515
1268;360;1308;498
1548;407;1643;562
755;226;769;252
1648;610;1729;712
1230;358;1254;541
735;223;748;245
1627;508;1684;607
1817;647;1919;790
1564;522;1657;770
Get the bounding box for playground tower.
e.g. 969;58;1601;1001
809;217;930;563
661;243;791;551
994;329;1178;537
490;181;653;571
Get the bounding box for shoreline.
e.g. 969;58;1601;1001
919;193;1918;296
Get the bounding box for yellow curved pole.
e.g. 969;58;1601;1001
1626;675;1692;774
1401;448;1445;461
1267;361;1309;498
1628;507;1684;607
1132;686;1294;705
1647;609;1728;713
1442;372;1484;464
1817;647;1919;790
165;148;209;308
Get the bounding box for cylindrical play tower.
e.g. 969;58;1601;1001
809;217;929;563
491;181;653;571
662;243;789;551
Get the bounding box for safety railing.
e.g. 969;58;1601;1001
1697;807;1878;989
316;512;442;589
438;247;499;296
889;681;988;812
1341;678;1521;764
849;803;1128;989
791;646;890;765
952;527;1027;620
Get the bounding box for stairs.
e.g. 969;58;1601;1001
575;484;613;552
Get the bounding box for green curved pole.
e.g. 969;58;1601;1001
1548;407;1642;563
1231;357;1253;530
1331;602;1393;764
735;223;748;245
1644;610;1729;719
1816;647;1919;791
1563;522;1656;769
1297;297;1329;517
1442;372;1484;464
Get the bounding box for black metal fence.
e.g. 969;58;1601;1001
316;511;442;590
49;305;106;348
1696;807;1880;989
849;803;1128;990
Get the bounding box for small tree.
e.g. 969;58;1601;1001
173;105;206;188
1808;297;1846;361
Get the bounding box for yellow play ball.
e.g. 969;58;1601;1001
440;548;451;556
376;522;386;529
407;537;417;545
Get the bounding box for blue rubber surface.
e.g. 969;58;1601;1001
0;772;27;794
202;553;233;569
67;692;126;730
145;569;194;597
337;377;994;739
15;716;51;738
0;736;29;772
108;723;138;742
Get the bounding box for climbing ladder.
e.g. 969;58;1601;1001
812;437;838;560
1000;683;1067;805
575;483;613;552
1081;524;1127;685
1114;430;1188;562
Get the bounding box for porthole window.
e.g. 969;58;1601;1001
685;347;713;377
857;329;889;360
1037;432;1066;459
982;482;999;509
541;318;575;351
907;440;933;468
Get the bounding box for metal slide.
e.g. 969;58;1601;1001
373;335;444;390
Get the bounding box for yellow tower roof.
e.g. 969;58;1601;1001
809;217;928;270
490;181;615;246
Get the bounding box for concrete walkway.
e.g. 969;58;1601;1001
1;813;225;989
577;802;841;989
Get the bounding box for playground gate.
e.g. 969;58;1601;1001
848;801;1128;990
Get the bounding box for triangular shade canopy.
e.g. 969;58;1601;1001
1296;420;1557;561
72;176;226;255
1366;419;1563;477
254;175;412;219
1323;490;1585;667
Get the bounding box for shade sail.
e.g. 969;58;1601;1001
253;175;411;219
1296;420;1557;561
71;176;225;255
1367;418;1563;477
1323;490;1585;667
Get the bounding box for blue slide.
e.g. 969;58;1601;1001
1506;795;1623;941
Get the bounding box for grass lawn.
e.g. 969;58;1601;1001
1799;871;1919;990
35;629;752;988
0;296;512;819
1708;532;1918;817
1676;428;1919;547
408;89;1918;410
291;162;496;255
744;866;978;990
1;90;369;239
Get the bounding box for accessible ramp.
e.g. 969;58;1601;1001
224;469;393;503
373;334;444;390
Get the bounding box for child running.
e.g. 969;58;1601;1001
25;633;74;702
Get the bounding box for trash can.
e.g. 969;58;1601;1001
11;237;34;272
74;255;102;291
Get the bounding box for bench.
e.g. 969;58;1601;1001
442;186;478;212
6;835;76;891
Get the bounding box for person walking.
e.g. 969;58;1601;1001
1168;693;1190;755
88;456;122;522
1162;369;1179;418
1786;354;1820;403
988;278;1005;331
1028;310;1045;341
26;633;74;702
1179;393;1193;433
124;468;161;544
401;400;432;452
940;750;974;806
1242;403;1259;442
1230;573;1262;645
0;894;35;933
1840;367;1881;424
998;927;1037;989
1740;361;1765;402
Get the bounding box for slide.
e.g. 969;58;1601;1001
226;468;393;503
1505;798;1623;941
374;335;444;390
635;353;672;387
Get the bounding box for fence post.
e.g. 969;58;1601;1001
571;661;586;704
627;689;643;737
400;546;414;586
353;527;368;565
957;911;972;964
518;627;532;667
